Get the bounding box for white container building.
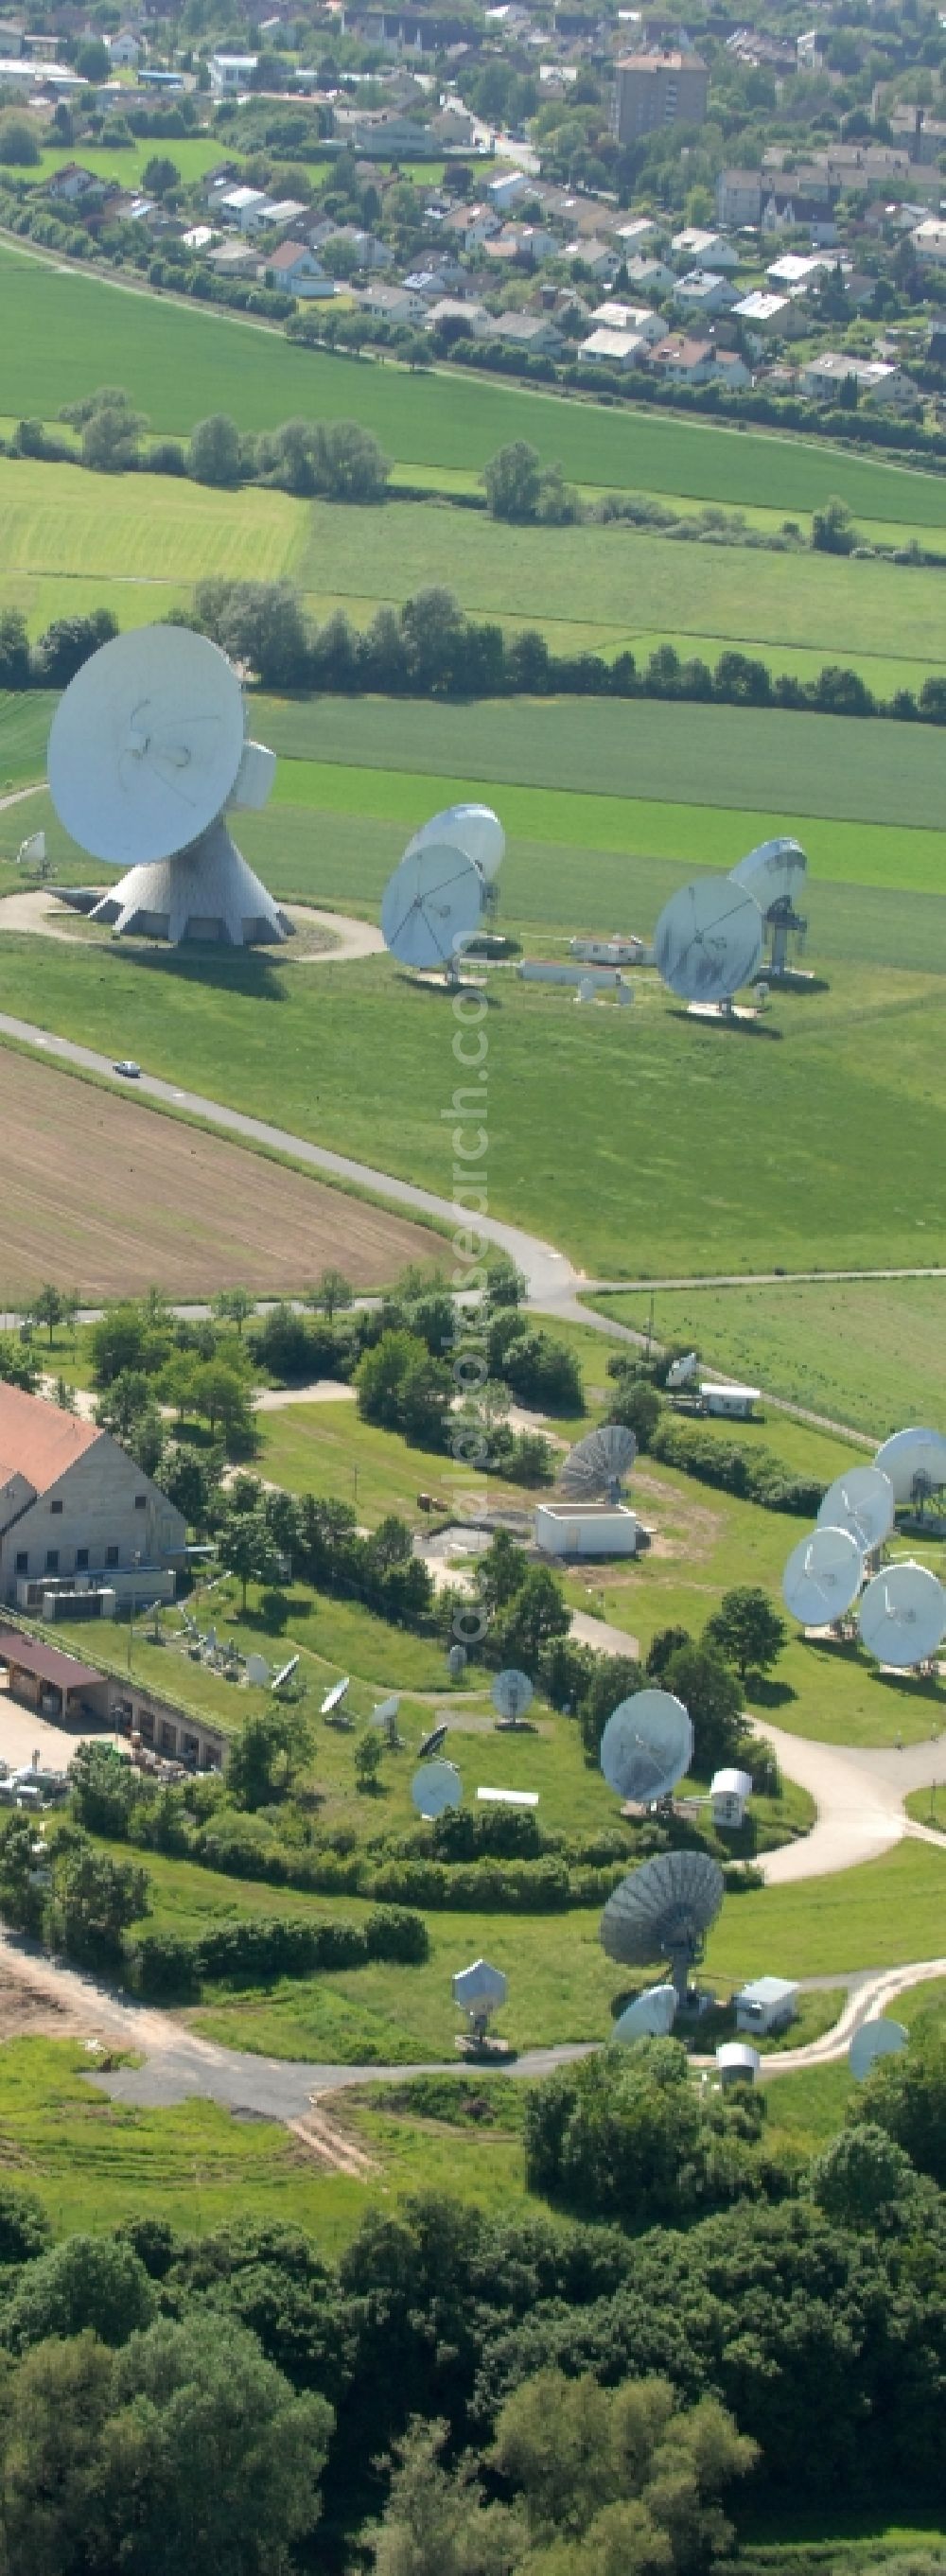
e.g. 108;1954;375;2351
534;1501;639;1558
734;1975;798;2036
710;1766;753;1829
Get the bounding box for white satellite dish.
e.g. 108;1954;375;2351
817;1465;894;1553
611;1982;677;2042
373;1692;401;1738
601;1690;693;1805
873;1427;946;1506
492;1669;534;1723
48;626;245;867
381;842;484;972
730;837;807;914
321;1676;350;1716
246;1654;270;1687
654;875;763;1005
412;1759;462;1819
858;1561;945;1667
849;2017;908;2081
781;1524;863;1626
47;626;289;950
405;803;505;884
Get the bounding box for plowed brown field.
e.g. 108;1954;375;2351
0;1051;444;1300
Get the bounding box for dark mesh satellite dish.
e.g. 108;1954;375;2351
561;1424;636;1507
654;876;763;1005
418;1722;448;1760
600;1690;693;1805
600;1850;725;2006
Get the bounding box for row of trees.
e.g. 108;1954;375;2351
6;382;390;499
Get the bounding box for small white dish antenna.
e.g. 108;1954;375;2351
666;1351;698;1390
654;875;763;1004
405;803;505;883
321;1676;350;1716
781;1524;863;1626
817;1465;894;1553
575;975;597;1005
412;1758;462;1819
418;1721;448;1759
611;1982;677;2042
857;1561;945;1667
600;1689;693;1805
561;1423;636;1507
452;1957;507;2011
873;1427;946;1506
17;831;46;872
245;1654;270;1687
730;837;807;914
229;740;276;812
48;627;245;866
381;843;484;972
849;2017;908;2080
373;1692;401;1740
272;1653;301;1692
492;1668;534;1723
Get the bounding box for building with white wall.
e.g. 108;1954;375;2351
0;1384;185;1611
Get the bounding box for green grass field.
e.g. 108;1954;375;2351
0;457;304;585
21;135;228;190
258;692;946;840
588;1279;946;1440
294;499;946;679
5;243;946;521
0;919;939;1284
0;2035;368;2243
707;1839;946;1982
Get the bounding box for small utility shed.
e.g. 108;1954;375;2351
0;1630;110;1726
701;1382;760;1420
710;1766;753;1829
735;1975;798;2036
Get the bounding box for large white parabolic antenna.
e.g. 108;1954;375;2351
873;1427;946;1506
405;804;505;883
48;625;289;949
730;838;807;914
817;1465;894;1553
849;2017;908;2080
654;875;763;1005
611;1983;677;2042
381;843;484;971
857;1561;945;1667
600;1690;693;1805
48;627;245;866
782;1525;863;1626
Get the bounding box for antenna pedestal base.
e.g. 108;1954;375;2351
90;821;292;949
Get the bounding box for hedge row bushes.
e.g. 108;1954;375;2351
128;1901;428;1996
649;1415;824;1516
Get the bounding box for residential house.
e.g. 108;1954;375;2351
359;279;429;323
209;50;257;93
623;253;675;293
927;311;946;368
565;236;621;281
891;105;946;166
614;215;666;252
800;351;915;405
589;299;667;344
181;223;219;253
487;167;531;211
346;107;429;152
647;331;714;384
218;184;269;231
430;103;475;146
485;222;557;269
911;218;946;265
581;325;651;368
47;162;100;202
712;347;751;390
674;269;738;319
732;289;801;345
489;311;564;356
761;184;839;244
765;251;835;292
261;240;336;295
442;201;499;251
425;295;492;335
716;168;763;229
671;226;739;271
106;28;143;64
0;1382;185;1613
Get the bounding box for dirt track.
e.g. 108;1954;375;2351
0;1049;444;1302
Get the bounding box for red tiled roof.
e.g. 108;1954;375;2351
0;1384;100;1500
